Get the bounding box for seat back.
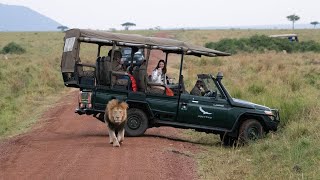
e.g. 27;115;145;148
138;64;148;92
96;56;112;86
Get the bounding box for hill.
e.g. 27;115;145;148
0;3;62;32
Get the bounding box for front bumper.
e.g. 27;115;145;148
75;108;99;115
264;109;280;131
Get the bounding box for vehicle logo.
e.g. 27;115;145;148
199;107;212;115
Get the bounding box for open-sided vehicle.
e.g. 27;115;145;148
269;34;299;42
61;29;280;145
120;47;145;67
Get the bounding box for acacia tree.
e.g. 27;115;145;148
310;21;319;29
287;14;300;30
57;26;69;32
121;22;136;30
155;26;161;30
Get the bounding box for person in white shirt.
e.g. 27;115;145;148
151;59;167;85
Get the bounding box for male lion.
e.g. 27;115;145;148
104;99;129;147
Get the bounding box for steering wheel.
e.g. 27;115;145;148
204;90;217;97
203;90;212;97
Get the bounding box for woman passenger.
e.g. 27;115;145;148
151;59;167;85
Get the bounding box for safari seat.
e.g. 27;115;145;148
77;63;95;86
96;56;112;86
147;82;166;95
137;64;148;92
111;71;137;92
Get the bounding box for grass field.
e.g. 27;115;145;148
1;29;320;179
0;32;65;137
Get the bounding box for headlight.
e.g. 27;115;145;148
264;110;273;115
264;110;275;120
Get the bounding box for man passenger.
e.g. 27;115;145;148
110;49;126;72
190;79;205;96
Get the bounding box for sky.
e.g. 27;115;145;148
1;0;319;30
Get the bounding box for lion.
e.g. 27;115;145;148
104;99;129;147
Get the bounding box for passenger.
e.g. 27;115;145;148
190;79;205;96
110;49;126;72
151;59;167;85
108;49;127;86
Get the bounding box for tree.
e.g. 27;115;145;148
310;21;319;29
287;14;300;30
154;26;161;30
57;26;69;32
121;22;136;30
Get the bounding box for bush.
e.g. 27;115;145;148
1;42;26;54
205;35;320;54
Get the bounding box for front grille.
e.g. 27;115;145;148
271;109;280;121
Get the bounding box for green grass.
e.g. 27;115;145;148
178;50;320;178
0;29;320;179
157;29;320;179
0;32;65;137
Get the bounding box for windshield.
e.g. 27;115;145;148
198;75;224;99
121;48;144;56
123;49;131;55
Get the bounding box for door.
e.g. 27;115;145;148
146;94;178;121
178;93;232;129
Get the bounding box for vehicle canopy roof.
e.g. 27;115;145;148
65;28;230;57
269;34;298;38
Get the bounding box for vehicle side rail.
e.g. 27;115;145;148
77;63;96;68
111;71;128;76
155;120;230;133
147;82;165;87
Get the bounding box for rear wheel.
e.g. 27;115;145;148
125;108;148;136
239;119;264;144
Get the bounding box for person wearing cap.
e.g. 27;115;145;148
190;79;206;96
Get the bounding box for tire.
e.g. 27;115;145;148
220;133;237;146
238;119;264;144
125;108;148;136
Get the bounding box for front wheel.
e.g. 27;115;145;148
220;134;237;146
239;119;264;144
125;108;148;136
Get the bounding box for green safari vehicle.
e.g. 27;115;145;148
61;29;280;145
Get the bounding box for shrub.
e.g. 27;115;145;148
1;42;26;54
205;35;320;54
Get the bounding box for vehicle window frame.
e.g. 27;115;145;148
198;76;227;101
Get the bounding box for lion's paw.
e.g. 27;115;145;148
113;142;120;147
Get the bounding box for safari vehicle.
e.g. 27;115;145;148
61;29;280;145
269;34;299;42
120;47;145;67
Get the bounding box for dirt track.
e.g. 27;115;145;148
0;91;200;179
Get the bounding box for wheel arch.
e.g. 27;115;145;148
126;100;153;119
233;113;268;133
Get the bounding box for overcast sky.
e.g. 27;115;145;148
1;0;319;30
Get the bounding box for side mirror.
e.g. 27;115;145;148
216;72;223;81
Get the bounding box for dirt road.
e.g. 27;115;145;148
0;91;199;180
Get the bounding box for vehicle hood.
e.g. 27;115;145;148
232;98;270;110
